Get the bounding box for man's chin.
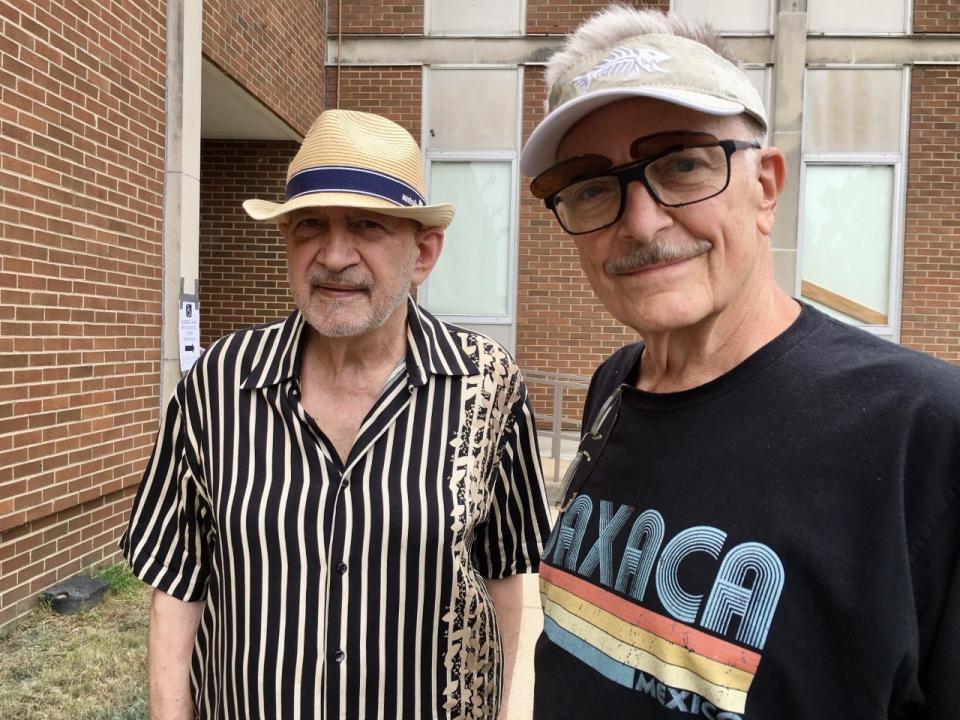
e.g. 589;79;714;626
308;316;376;338
609;292;713;336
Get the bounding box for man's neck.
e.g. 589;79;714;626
297;303;409;464
637;284;800;394
300;304;408;390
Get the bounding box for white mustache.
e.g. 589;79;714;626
605;240;711;275
308;268;372;291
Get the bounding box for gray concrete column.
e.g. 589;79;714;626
770;0;807;295
161;0;202;403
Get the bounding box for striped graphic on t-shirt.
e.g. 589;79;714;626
540;563;759;714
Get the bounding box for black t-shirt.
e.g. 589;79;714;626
534;305;960;720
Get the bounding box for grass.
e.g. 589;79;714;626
0;563;152;720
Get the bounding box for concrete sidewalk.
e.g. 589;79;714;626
505;572;546;719
503;439;575;717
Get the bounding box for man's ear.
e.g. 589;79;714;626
756;147;786;236
410;227;445;286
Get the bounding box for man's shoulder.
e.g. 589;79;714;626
438;319;521;378
803;307;960;399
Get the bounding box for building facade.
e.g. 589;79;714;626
0;0;325;629
1;0;959;629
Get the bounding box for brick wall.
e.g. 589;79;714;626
517;67;640;423
527;0;669;34
325;66;423;139
0;1;166;629
902;66;960;363
913;0;960;32
329;0;424;35
203;0;325;136
200;140;298;341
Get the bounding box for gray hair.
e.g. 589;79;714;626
545;5;765;143
545;5;740;90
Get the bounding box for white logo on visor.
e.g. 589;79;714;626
572;47;671;91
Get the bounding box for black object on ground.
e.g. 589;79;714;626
40;575;110;615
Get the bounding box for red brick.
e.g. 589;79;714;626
203;0;326;135
914;1;960;32
902;67;960;363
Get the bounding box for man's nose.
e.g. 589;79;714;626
315;227;359;271
616;180;672;241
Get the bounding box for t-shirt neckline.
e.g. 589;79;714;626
621;302;819;412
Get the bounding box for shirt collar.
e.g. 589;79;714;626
239;296;479;390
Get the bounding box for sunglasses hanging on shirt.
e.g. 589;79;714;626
557;385;624;512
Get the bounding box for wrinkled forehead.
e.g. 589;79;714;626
556;97;747;163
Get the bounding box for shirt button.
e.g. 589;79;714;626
337;561;348;575
334;649;345;663
341;478;350;489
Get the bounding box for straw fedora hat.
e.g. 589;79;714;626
243;109;455;228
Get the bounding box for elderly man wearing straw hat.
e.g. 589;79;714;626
523;6;960;720
122;109;551;720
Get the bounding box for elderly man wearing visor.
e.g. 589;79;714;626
524;7;960;720
122;109;550;720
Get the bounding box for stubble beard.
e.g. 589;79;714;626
295;253;417;338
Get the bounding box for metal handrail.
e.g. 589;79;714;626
523;369;591;485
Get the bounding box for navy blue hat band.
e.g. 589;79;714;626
285;166;426;207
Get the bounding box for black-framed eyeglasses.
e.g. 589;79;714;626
530;131;761;236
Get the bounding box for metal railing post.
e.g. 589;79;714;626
552;380;562;485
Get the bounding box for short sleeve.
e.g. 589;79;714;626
472;383;552;579
120;377;211;601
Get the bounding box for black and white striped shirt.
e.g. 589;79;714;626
121;299;551;719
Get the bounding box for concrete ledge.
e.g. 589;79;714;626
328;35;960;67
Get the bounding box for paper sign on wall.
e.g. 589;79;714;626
179;279;201;373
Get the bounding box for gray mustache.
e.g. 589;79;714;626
605;240;712;275
307;268;372;291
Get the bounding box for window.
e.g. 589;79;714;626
799;68;908;339
806;0;909;34
800;164;895;326
423;160;514;318
427;69;518;151
420;67;521;342
671;0;772;34
426;0;523;36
